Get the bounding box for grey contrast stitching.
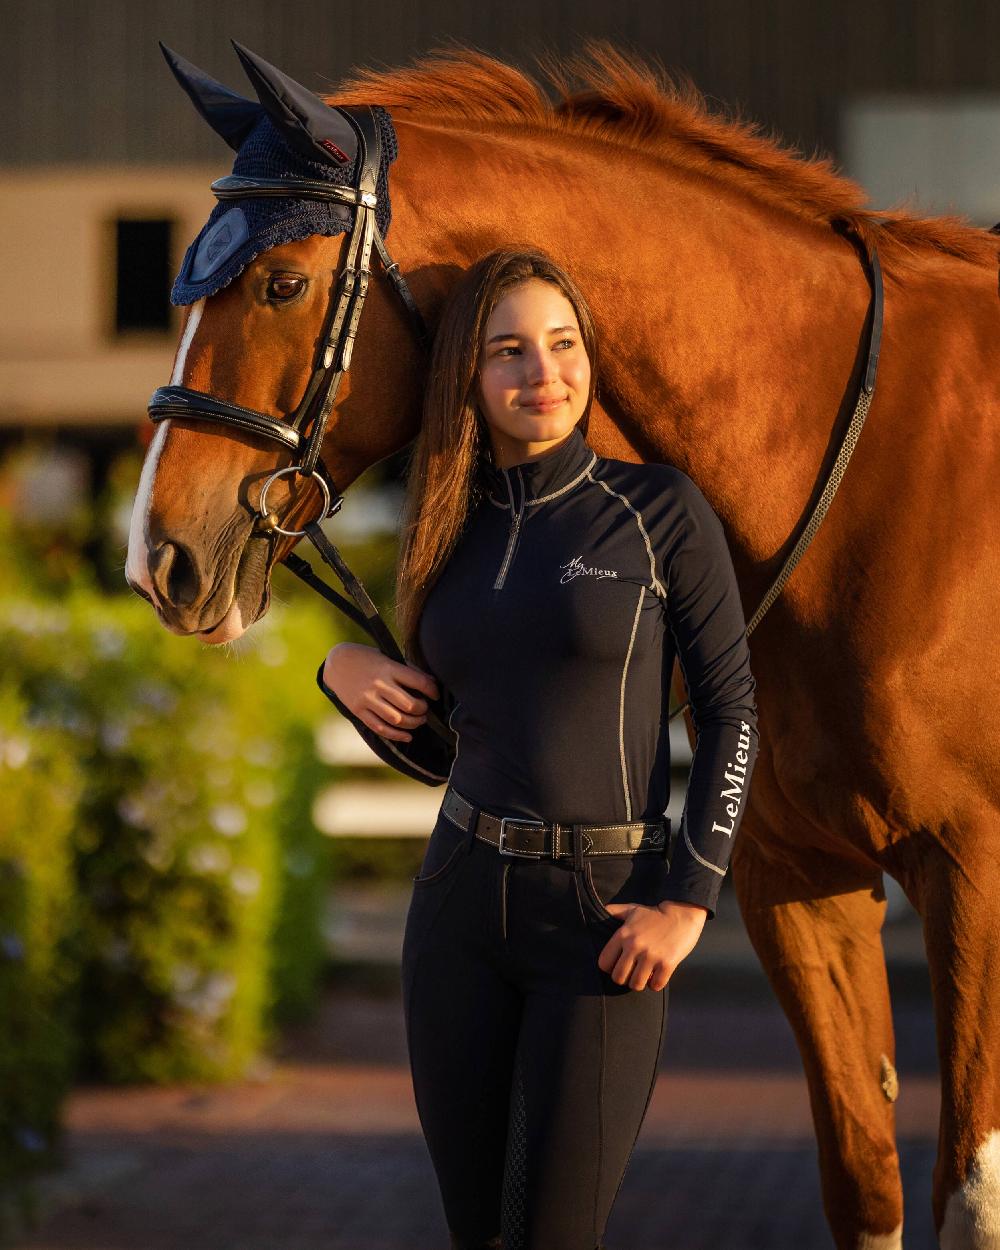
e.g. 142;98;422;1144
507;815;661;836
682;823;727;875
524;451;598;505
571;869;590;925
503;822;656;836
584;468;667;599
584;862;614;920
580;823;662;834
618;586;644;820
443;700;462;787
584;847;660;855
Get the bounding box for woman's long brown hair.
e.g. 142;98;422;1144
396;247;599;665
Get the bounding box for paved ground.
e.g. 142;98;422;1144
15;889;942;1250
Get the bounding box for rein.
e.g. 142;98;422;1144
146;103;883;742
669;234;883;722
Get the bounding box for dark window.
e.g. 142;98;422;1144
114;218;173;333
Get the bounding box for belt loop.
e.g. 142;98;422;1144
571;823;584;872
551;823;561;862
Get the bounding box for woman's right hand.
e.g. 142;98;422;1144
321;642;442;742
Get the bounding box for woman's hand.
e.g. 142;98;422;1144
597;899;708;991
322;642;441;742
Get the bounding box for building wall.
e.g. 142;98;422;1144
842;95;1000;223
2;0;996;428
0;166;215;424
3;0;997;167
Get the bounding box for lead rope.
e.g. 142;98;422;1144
668;238;884;723
285;522;456;745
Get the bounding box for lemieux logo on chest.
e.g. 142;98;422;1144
558;555;619;584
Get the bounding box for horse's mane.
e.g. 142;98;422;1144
329;43;999;272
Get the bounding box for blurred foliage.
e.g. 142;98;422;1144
0;494;343;1233
0;436;404;604
0;549;337;1079
0;435;432;1239
0;688;82;1242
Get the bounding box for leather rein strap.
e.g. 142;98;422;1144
668;232;884;722
146;106;882;743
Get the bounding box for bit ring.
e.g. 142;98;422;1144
257;465;332;538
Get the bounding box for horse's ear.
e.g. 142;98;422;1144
160;43;261;151
230;41;358;169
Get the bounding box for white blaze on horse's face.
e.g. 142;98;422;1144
125;300;204;605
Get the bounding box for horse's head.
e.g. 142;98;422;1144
126;43;425;643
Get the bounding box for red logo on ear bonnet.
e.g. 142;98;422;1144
320;139;349;164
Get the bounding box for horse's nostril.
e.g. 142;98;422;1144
168;545;201;606
150;541;202;609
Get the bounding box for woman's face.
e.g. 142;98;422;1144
476;278;591;464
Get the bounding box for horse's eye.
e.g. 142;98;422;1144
267;275;305;302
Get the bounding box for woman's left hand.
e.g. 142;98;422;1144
597;899;708;991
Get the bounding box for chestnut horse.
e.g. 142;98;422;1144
126;45;1000;1250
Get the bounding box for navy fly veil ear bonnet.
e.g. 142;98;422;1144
164;42;397;307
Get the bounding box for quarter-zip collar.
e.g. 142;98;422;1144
481;425;597;510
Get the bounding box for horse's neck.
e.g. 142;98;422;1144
386;118;989;569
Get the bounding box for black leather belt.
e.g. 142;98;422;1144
440;785;670;861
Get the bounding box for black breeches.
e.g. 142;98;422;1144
402;810;670;1250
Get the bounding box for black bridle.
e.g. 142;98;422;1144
151;107;426;497
146;102;885;736
147;105;433;688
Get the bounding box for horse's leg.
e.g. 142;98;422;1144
911;830;1000;1249
732;830;904;1250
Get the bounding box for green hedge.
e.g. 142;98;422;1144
0;688;82;1241
0;497;354;1241
0;471;401;1243
1;587;335;1084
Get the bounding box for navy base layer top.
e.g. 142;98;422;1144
318;424;760;919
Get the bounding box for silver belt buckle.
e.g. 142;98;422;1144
497;816;548;858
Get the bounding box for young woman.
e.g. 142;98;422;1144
318;248;759;1250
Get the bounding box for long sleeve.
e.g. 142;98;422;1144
658;474;760;920
315;662;456;786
